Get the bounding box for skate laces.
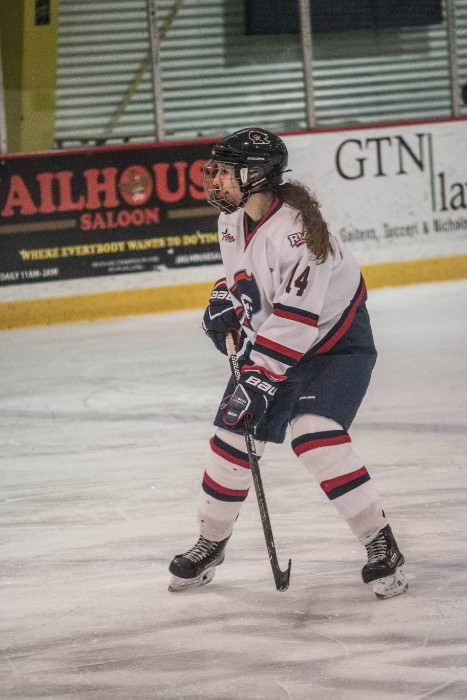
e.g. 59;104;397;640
184;536;219;563
365;530;388;564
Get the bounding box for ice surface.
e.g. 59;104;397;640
1;280;467;700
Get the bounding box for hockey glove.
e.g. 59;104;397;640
223;365;287;429
202;279;245;355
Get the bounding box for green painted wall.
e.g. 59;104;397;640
0;0;58;153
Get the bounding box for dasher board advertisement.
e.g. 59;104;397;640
1;118;466;287
0;140;219;286
284;118;467;266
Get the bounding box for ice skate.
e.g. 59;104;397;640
168;535;229;592
362;524;408;599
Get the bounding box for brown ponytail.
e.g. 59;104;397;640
273;180;332;263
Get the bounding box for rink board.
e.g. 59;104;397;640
1;117;466;328
1;253;466;329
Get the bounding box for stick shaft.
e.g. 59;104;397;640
225;333;291;591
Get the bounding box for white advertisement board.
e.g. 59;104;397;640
284;119;467;265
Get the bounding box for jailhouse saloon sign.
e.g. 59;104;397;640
0;139;220;285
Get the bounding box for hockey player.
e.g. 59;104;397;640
168;127;408;600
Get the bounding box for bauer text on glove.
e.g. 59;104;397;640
223;365;286;428
202;279;245;355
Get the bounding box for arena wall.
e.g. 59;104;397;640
1;118;466;330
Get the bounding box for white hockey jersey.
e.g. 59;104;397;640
217;197;366;377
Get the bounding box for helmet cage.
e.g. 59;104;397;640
203;159;250;214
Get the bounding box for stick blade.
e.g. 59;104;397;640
274;559;292;592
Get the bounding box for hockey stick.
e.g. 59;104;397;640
225;332;291;592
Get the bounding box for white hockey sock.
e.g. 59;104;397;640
197;428;265;542
291;414;386;544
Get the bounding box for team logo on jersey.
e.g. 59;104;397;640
231;270;261;328
288;231;306;247
248;130;271;146
221;228;235;243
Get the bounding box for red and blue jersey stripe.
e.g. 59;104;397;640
253;334;303;367
273;302;319;327
312;276;367;356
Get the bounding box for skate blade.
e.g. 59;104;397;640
168;567;216;592
373;567;409;600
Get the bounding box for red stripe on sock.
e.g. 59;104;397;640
209;438;250;469
293;434;351;456
203;471;249;498
320;466;368;493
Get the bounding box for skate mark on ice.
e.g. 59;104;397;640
0;408;209;423
357;421;467;435
412;672;467;700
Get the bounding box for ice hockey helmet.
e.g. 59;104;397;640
204;127;288;213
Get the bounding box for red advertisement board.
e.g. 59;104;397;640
0;139;220;286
